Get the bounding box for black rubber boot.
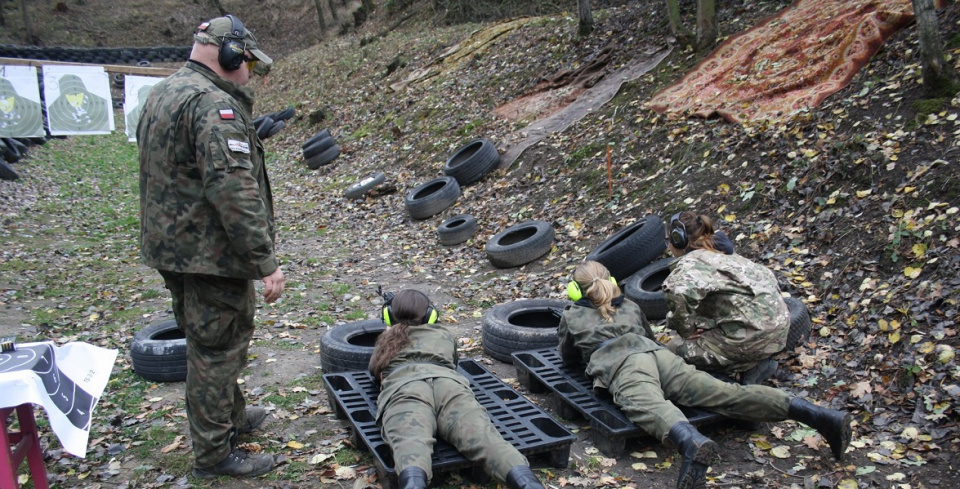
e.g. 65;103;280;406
398;466;428;489
192;448;275;478
667;422;718;489
788;397;852;460
505;465;546;489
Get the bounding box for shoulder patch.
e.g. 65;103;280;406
227;139;250;154
219;108;235;120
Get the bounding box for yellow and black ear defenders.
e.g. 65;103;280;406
567;276;618;302
382;291;439;326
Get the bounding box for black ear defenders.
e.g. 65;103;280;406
567;276;617;302
216;14;248;71
669;212;689;250
382;291;439;326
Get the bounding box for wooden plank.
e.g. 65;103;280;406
0;57;178;76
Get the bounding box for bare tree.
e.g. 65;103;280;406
577;0;594;36
328;0;341;28
314;0;329;38
666;0;716;51
912;0;958;97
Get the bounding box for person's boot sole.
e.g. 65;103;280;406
192;460;275;479
678;439;718;489
829;413;853;460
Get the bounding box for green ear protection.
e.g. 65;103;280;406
567;276;618;302
381;291;439;326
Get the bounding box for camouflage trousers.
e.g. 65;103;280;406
159;270;256;468
609;349;792;443
665;332;759;374
379;376;528;482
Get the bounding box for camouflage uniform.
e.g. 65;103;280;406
137;61;277;468
372;323;528;482
663;249;789;373
559;298;792;442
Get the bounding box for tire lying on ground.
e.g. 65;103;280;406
320;319;386;373
622;257;675;321
302;135;336;159
0;160;20;181
302;129;332;149
344;172;385;199
305;144;341;169
482;299;571;363
437;214;477;246
256;116;274;139
404;176;461;220
485;220;554;268
130;319;187;382
265;119;285;139
585;215;666;281
442;138;500;186
782;297;812;351
269;107;296;122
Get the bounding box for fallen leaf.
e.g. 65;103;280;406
161;435;184;453
770;445;790;458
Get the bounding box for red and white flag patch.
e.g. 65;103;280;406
219;109;235;120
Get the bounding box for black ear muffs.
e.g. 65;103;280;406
669;212;688;250
216;14;247;71
382;292;439;326
567;277;617;302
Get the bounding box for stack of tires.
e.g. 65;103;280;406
1;137;47;181
254;107;295;141
302;128;340;169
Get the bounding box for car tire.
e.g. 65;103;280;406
0;160;20;181
404;176;461;220
130;319;187;383
256;116;274;140
344;172;386;199
482;299;571;363
783;297;812;351
485;220;554;268
437;214;478;246
270;107;296;122
320;319;386;373
302;136;335;159
305;144;341;169
442;138;500;186
585;215;666;281
302;129;332;149
622;257;675;321
265;119;285;139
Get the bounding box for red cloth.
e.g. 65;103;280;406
647;0;923;123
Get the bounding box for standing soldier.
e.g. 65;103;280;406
137;14;284;478
369;289;546;489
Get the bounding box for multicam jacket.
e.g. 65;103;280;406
558;298;661;390
663;249;788;361
137;61;277;279
371;323;467;422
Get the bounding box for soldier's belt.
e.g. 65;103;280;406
382;360;452;379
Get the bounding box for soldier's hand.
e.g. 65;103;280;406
262;267;285;303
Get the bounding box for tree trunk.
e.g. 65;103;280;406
665;0;693;46
577;0;594;37
209;0;226;16
314;0;329;38
695;0;717;51
912;0;958;97
20;0;34;45
328;0;341;26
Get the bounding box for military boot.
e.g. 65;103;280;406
505;465;545;489
238;406;268;434
192;448;275;478
788;398;852;460
667;422;718;489
741;358;778;385
398;466;428;489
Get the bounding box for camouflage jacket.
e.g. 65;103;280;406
137;61;277;279
663;250;788;359
372;323;468;421
558;298;663;390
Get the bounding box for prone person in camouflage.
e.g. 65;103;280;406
137;14;283;479
560;261;852;489
662;211;789;384
368;289;546;489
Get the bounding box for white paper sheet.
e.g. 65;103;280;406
0;341;118;457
